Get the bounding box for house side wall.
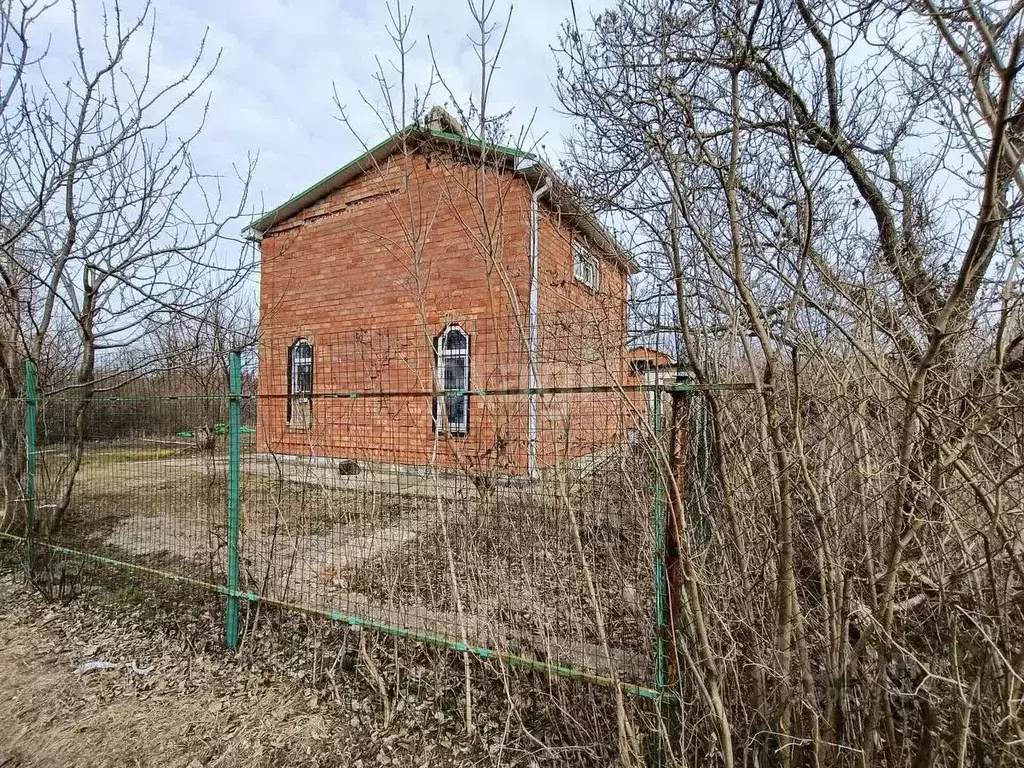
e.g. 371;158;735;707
533;205;634;464
257;151;637;473
258;151;535;470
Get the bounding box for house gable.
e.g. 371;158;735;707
258;148;534;338
249;117;636;276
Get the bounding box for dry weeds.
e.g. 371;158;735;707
38;447;654;686
0;569;646;767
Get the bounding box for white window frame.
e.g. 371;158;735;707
434;324;470;436
573;241;600;291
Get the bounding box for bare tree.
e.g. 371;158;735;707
0;0;255;535
152;289;257;409
558;0;1024;765
248;1;646;756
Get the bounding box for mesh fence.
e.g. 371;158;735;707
241;389;655;683
1;314;737;697
27;392;233;596
9;329;1019;760
245;317;660;685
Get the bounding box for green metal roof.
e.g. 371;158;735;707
426;129;535;161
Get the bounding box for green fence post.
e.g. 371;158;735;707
652;383;667;689
651;383;667;767
24;359;37;574
225;350;242;648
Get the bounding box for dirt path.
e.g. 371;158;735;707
0;576;507;768
0;618;323;768
0;617;326;767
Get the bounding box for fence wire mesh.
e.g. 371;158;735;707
244;315;668;688
3;313;734;696
7;307;1022;764
27;389;234;598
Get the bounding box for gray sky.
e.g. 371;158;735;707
36;0;599;228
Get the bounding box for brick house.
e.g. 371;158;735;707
626;347;689;419
249;108;639;474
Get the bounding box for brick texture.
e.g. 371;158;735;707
257;149;636;472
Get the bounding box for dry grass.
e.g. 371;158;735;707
28;443;657;686
344;495;654;665
0;570;642;767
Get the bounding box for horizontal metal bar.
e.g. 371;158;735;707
232;382;754;400
0;531;223;592
0;533;665;701
40;394;239;402
220;588;664;700
17;382;754;404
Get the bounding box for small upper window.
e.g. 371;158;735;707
288;338;313;428
434;325;470;436
573;242;600;291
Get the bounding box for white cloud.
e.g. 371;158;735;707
181;0;603;213
26;0;605;244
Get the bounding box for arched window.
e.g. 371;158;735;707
434;325;469;435
287;338;313;428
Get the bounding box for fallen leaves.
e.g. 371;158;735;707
0;571;625;767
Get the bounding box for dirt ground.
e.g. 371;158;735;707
42;448;655;684
0;571;635;767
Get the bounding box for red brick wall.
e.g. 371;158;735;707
260;152;530;334
531;202;634;463
257;147;636;473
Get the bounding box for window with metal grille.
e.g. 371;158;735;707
573;241;600;291
287;338;313;428
433;325;469;436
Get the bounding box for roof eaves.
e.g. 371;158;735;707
427;129;536;161
247;127;538;237
516;159;639;275
246;127;635;278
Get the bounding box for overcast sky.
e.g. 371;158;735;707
34;0;601;228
